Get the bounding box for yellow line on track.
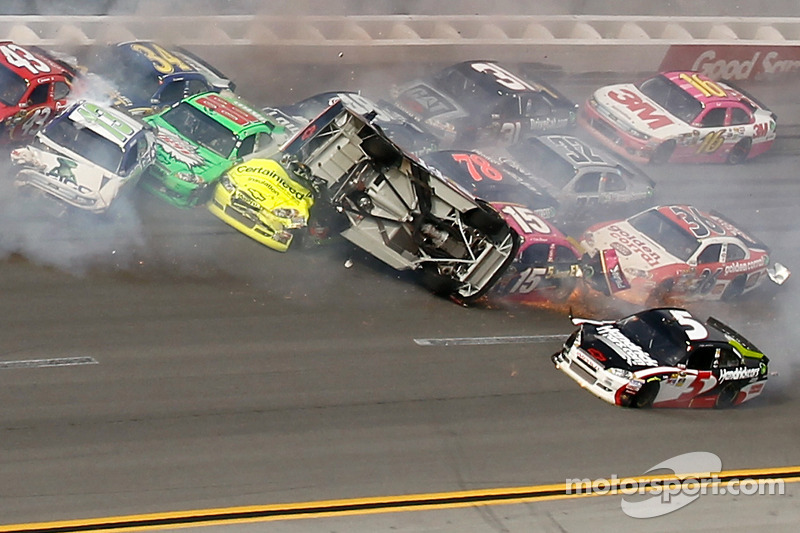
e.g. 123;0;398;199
2;465;798;532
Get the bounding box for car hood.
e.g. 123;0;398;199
584;219;684;272
150;125;231;181
227;159;314;213
592;83;685;136
20;143;119;195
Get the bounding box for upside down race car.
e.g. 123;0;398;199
580;205;790;304
580;70;776;164
552;307;770;408
275;100;520;304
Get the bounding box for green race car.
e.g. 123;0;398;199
140;91;286;207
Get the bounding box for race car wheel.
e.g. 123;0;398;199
715;384;741;408
463;200;506;236
726;138;752;165
631;381;659;408
649;140;675;165
721;275;746;301
361;135;402;167
420;263;460;297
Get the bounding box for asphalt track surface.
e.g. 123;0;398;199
0;50;799;532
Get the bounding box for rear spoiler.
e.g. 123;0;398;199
707;316;764;358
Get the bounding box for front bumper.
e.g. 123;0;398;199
552;344;636;406
14;168;107;213
208;185;296;252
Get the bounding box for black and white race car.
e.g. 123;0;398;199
552;307;770;408
391;61;578;148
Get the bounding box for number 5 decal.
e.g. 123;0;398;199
669;309;708;341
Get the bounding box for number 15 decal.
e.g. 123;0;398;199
501;205;550;235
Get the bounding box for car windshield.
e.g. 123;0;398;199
0;63;28;106
615;312;687;366
44;116;124;173
637;75;703;124
161;102;237;157
507;139;575;189
628;209;700;261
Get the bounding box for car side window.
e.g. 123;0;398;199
574;173;601;193
53;81;70;101
553;245;577;264
697;243;722;264
520;243;550;266
28;83;50;105
601;173;626;192
685;347;716;370
700;107;726;127
159;81;186;105
726;243;747;262
716;348;741;369
524;95;550;118
730;107;752;126
119;143;138;175
238;134;256;156
186;79;211;97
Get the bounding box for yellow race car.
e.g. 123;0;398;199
208;158;315;251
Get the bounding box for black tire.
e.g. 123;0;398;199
631;381;660;408
726;138;752;165
715;383;741;408
420;264;460;297
721;275;746;302
649;140;675;165
463;201;506;236
361;135;401;167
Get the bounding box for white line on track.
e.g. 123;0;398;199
0;356;99;369
414;334;566;346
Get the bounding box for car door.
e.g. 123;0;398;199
657;346;718;406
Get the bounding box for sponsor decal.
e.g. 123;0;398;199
597;325;659;367
196;93;260;126
156;127;205;168
724;257;765;275
719;367;760;382
606;88;673;129
660;45;800;81
577;350;603;371
602;248;630;293
607;225;662;266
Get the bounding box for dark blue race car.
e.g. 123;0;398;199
88;41;234;115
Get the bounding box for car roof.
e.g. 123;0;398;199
114;41;202;77
184;91;272;132
444;61;567;101
660;71;753;106
0;41;72;80
652;205;764;247
66;101;145;147
623;307;732;347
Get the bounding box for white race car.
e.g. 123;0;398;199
11;101;155;214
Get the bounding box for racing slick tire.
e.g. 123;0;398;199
631;381;659;408
715;383;742;408
649;140;675;165
726;138;752;165
721;275;746;301
361;135;402;167
463;200;507;236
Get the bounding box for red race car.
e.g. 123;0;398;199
0;41;76;143
580;204;790;305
